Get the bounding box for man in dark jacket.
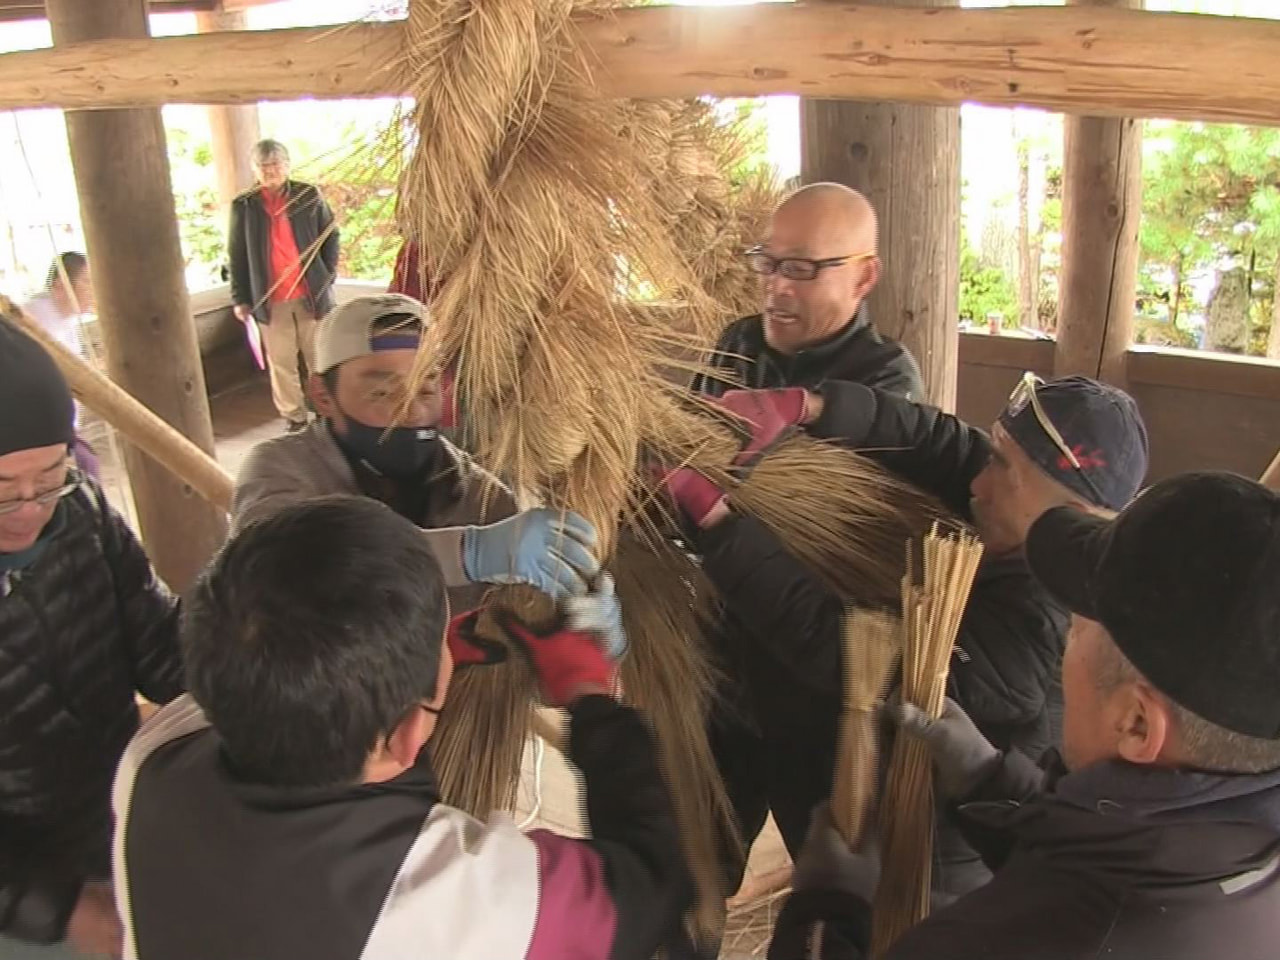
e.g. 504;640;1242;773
680;184;922;915
0;320;183;959
669;375;1148;897
770;471;1280;960
690;182;922;400
115;497;691;960
228;139;340;431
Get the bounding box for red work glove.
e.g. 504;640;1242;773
446;610;508;668
718;387;809;469
494;611;614;708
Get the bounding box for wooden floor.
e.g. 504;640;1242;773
105;374;792;958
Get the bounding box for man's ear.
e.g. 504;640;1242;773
384;707;432;771
1114;682;1171;765
854;256;882;300
308;373;337;419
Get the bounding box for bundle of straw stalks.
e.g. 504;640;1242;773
389;0;737;940
831;610;901;847
871;524;984;957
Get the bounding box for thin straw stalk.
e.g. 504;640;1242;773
871;525;984;957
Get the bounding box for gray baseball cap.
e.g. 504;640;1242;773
314;294;429;375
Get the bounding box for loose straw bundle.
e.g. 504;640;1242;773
612;529;736;938
871;524;984;956
831;610;901;847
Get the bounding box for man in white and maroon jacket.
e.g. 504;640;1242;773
112;497;692;960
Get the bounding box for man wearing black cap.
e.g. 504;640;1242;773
664;373;1149;898
0;320;183;959
770;471;1280;959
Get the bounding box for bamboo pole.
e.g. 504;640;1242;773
1261;448;1280;492
1;6;1280;126
3;299;234;514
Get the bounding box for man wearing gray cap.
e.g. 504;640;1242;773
233;294;602;606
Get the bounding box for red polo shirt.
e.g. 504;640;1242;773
261;188;309;302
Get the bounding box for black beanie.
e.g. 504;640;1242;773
0;318;75;458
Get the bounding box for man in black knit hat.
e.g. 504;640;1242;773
0;319;183;960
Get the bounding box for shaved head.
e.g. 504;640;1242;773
774;182;879;259
757;182;882;354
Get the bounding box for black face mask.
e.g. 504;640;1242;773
334;412;441;479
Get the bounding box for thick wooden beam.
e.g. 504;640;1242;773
801;0;961;410
1055;0;1144;385
0;5;1279;125
47;0;227;591
0;0;281;21
0;0;217;21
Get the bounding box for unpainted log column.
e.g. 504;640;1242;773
47;0;227;590
1054;0;1144;384
196;6;262;219
800;0;961;410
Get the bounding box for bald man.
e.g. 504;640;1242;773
691;183;923;400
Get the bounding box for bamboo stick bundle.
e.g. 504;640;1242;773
830;610;901;847
871;524;984;957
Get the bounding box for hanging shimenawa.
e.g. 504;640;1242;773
385;0;948;941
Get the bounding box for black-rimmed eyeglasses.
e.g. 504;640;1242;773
744;245;875;282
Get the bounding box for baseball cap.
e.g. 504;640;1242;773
1000;374;1148;512
314;294;429;375
1026;472;1280;739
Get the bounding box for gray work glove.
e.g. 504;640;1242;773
791;804;881;903
885;697;1000;801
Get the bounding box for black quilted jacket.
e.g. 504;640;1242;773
0;480;182;944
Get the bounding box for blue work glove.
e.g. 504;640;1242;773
562;572;628;660
461;508;599;600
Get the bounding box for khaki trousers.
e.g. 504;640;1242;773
261;299;318;423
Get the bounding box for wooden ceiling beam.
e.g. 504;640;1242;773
0;0;282;22
0;4;1278;126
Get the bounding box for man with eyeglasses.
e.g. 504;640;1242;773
667;372;1148;904
0;320;183;960
690;182;922;401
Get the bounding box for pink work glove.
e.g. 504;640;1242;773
718;387;810;468
661;466;727;528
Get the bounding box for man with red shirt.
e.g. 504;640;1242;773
229;139;340;432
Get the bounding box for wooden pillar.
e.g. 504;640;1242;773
47;0;227;590
195;7;261;217
800;0;960;410
1054;0;1144;384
